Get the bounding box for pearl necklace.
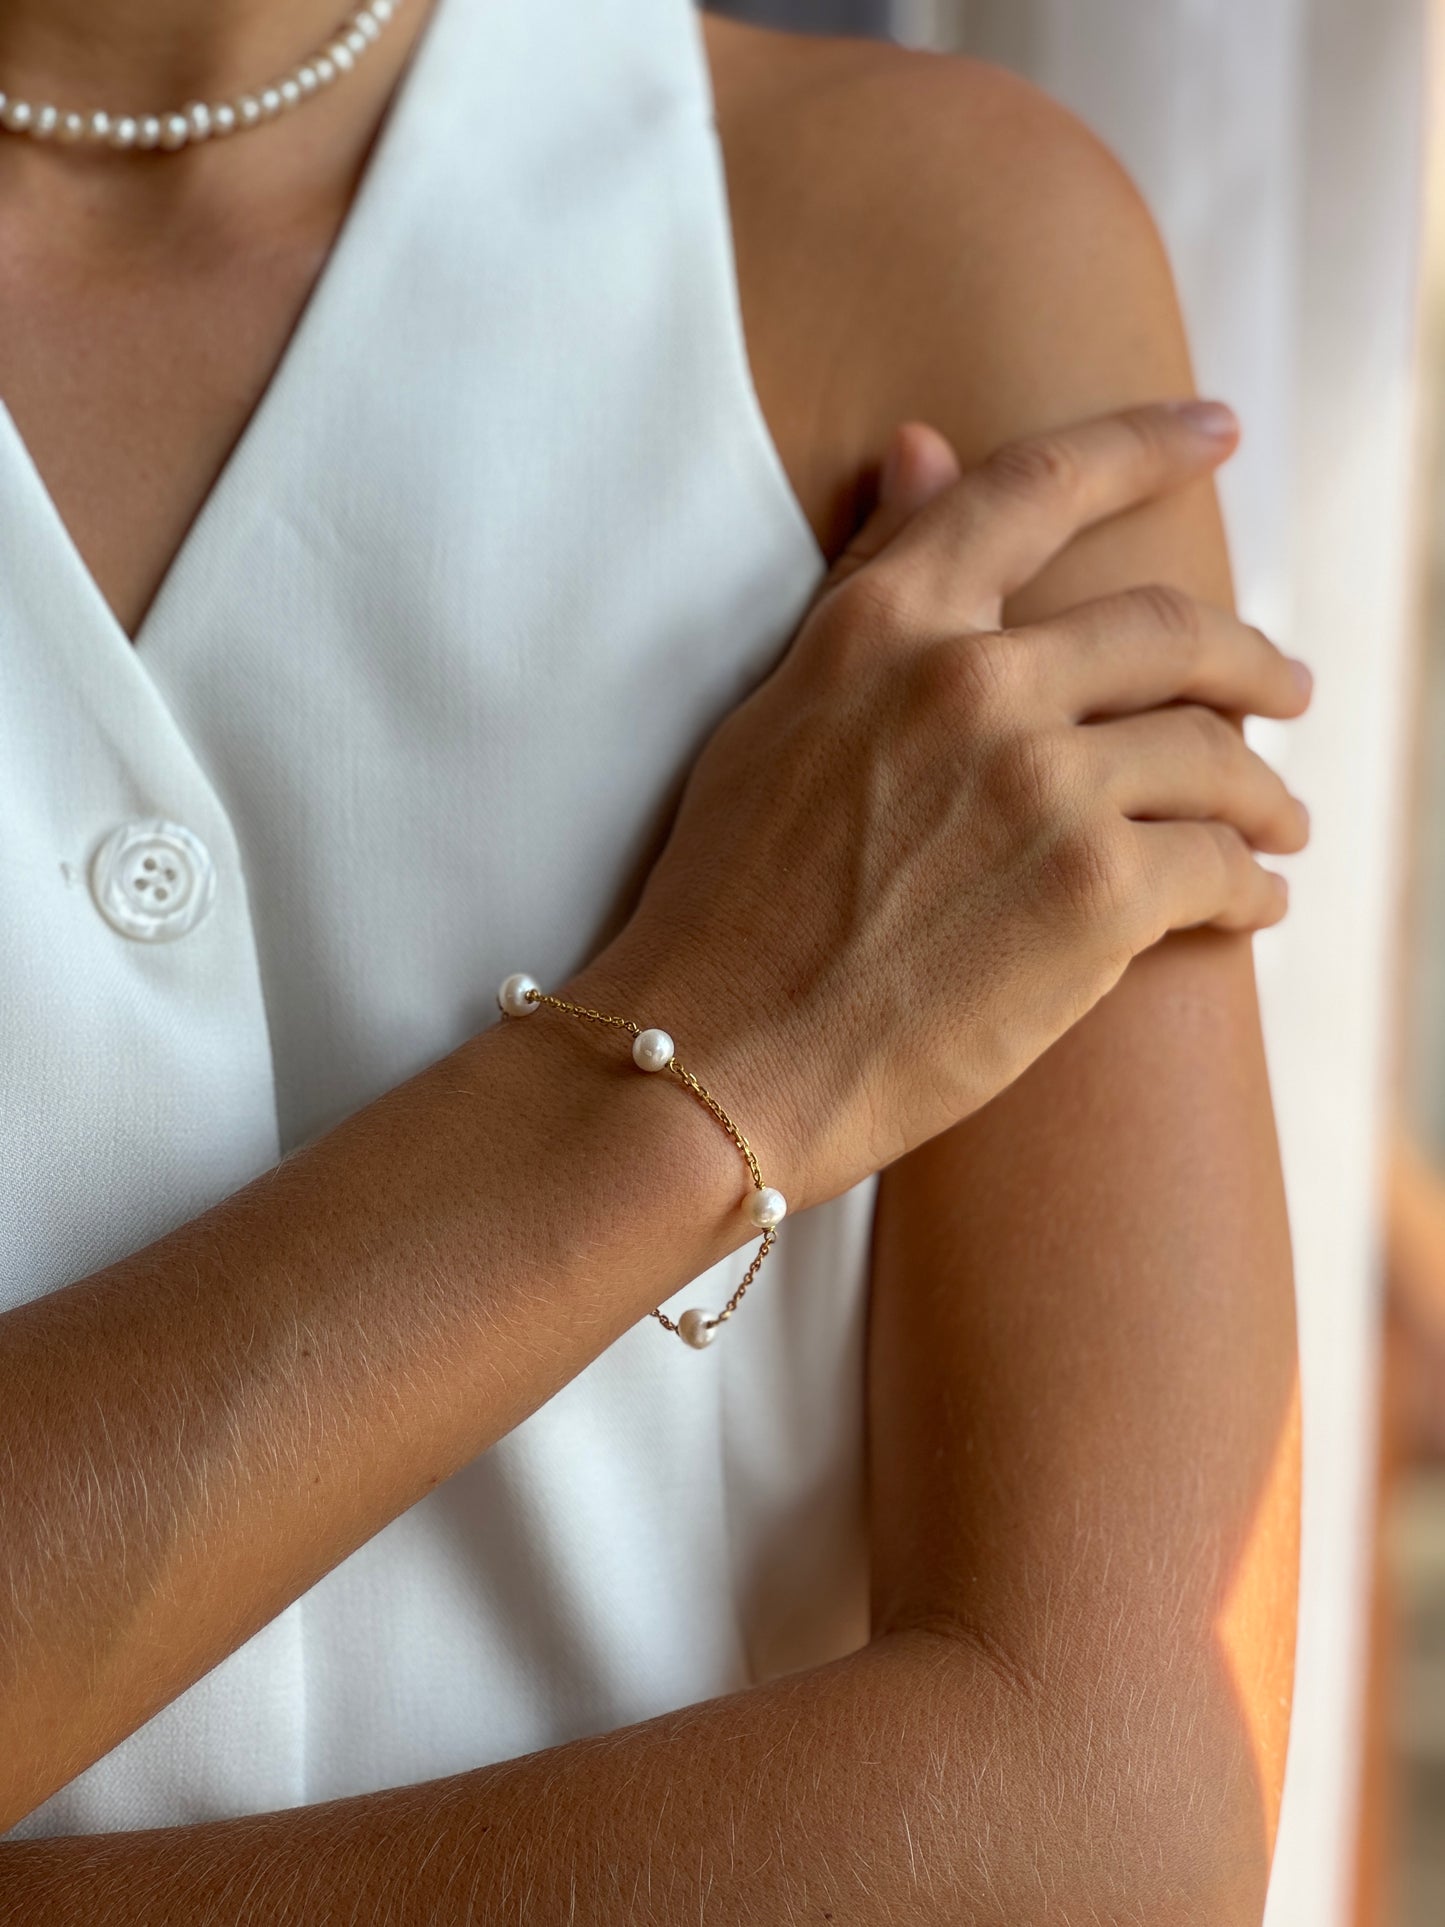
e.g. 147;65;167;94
0;0;407;153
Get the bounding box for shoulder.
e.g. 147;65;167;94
703;17;1197;558
703;12;1146;225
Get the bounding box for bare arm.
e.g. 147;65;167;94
0;1624;1189;1924
0;941;768;1828
864;63;1299;1921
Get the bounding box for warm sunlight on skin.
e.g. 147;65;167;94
1215;1370;1302;1850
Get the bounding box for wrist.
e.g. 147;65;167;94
556;931;817;1209
468;972;756;1344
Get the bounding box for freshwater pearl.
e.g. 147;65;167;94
746;1187;788;1230
497;973;541;1018
0;0;408;155
631;1028;674;1074
678;1309;717;1350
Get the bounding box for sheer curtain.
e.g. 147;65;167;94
706;3;1429;1919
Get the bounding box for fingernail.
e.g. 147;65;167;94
1165;398;1238;439
1288;657;1313;698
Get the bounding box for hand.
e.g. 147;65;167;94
577;401;1312;1208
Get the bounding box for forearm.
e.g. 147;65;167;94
0;1624;1251;1925
0;941;761;1829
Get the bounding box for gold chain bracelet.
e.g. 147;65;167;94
496;973;786;1348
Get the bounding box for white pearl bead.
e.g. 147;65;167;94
0;0;404;159
746;1187;788;1230
678;1309;717;1349
631;1028;675;1074
497;973;541;1018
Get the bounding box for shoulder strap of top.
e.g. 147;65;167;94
408;0;823;575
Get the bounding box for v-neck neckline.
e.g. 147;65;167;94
0;0;452;672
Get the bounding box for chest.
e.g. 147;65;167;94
0;53;841;651
0;216;343;642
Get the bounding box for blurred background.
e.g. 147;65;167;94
1379;30;1445;1916
707;1;1433;1922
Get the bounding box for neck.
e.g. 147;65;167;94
0;1;378;114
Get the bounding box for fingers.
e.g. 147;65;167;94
865;399;1240;623
1088;706;1309;854
1133;819;1289;936
1019;584;1312;723
822;422;964;593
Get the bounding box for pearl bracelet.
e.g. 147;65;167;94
497;973;786;1349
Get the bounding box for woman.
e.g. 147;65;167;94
0;0;1308;1916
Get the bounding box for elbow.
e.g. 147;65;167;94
1034;1716;1276;1927
878;1624;1278;1927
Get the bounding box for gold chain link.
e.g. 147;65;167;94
525;989;776;1338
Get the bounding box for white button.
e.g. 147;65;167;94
89;818;217;942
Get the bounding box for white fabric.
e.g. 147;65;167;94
896;2;1428;1918
2;0;874;1836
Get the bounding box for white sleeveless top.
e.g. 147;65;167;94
2;0;878;1837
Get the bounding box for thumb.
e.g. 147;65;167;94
825;421;963;591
